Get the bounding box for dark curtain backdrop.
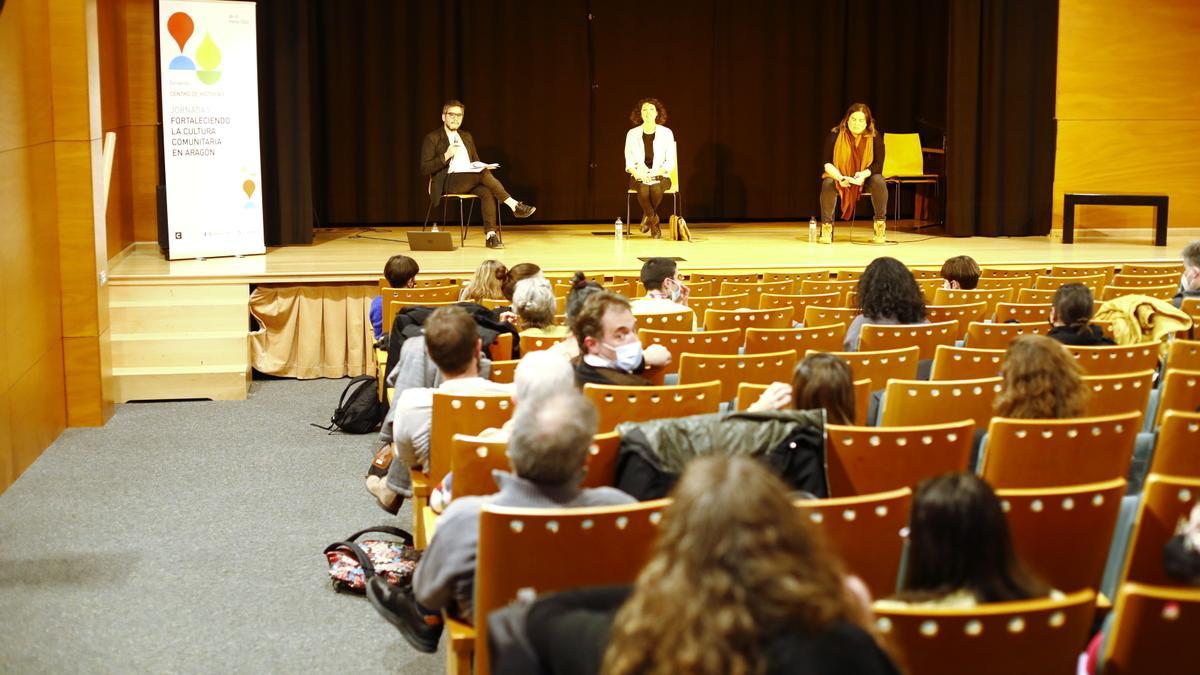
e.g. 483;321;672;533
946;0;1058;237
256;0;1056;242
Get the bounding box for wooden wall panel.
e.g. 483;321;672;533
0;0;53;153
9;348;67;484
0;390;13;491
1054;0;1200;231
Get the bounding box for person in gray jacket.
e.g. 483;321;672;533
366;391;635;654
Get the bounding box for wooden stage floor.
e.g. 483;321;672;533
107;222;1199;284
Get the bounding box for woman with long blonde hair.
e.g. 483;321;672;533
522;456;898;675
458;259;508;303
993;334;1089;419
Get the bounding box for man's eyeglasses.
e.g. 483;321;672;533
444;112;464;118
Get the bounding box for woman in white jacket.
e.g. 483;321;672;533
624;98;675;239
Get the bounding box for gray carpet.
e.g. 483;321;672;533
0;378;442;674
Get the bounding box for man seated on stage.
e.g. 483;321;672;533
366;391;635;652
1174;240;1200;308
573;292;672;386
629;257;695;329
421;100;536;250
939;255;981;290
370;254;419;340
368;306;511;513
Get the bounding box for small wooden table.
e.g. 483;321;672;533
1063;193;1169;246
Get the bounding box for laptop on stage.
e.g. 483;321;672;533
407;231;456;251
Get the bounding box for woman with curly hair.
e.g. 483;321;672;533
624;98;675;239
458;259;508;303
993;334;1089;419
843;256;928;351
819;103;887;244
521;456;897;675
879;472;1053;608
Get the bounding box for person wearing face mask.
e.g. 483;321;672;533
819;103;887;245
630;257;695;329
1173;240;1200;309
572;292;672;386
625;98;676;239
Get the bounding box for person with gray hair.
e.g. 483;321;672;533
1174;240;1200;308
367;391;634;653
512;277;558;331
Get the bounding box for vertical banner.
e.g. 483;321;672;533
158;0;264;260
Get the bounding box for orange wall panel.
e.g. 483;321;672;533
1055;0;1200;231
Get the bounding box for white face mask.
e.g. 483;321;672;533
604;340;644;372
666;278;682;302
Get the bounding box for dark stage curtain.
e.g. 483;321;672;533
946;0;1058;237
255;0;1056;236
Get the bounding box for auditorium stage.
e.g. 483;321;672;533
107;222;1198;284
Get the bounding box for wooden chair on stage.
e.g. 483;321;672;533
979;411;1142;489
637;328;741;374
811;346;921;392
422;177;502;247
873;590;1096;675
625;141;681;227
879;377;1002;427
882;132;941;225
824;420;974;496
796;488;912;597
930;345;1006;380
859;320;958;360
744;324;845;355
583;380;722;431
678;350;797;402
997;478;1125;593
446;500;668;675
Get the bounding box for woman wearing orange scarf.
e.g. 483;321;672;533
819;103;887;244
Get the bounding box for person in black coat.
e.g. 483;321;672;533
420;100;536;249
1046;283;1115;347
517;456;899;675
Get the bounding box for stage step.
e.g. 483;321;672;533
112;365;250;402
108;283;251;402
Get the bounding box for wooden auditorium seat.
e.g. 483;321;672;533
824;420;975;496
795;487;912;597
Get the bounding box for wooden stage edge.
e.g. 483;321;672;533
107;222;1200;285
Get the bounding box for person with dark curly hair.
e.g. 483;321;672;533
624;98;675;239
843;257;928;351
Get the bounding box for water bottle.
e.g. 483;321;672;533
808;217;817;243
432;223;439;233
614;217;623;239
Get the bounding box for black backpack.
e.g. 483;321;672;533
314;375;385;434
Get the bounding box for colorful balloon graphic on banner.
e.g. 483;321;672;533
195;32;223;84
167;12;196;70
243;180;256;208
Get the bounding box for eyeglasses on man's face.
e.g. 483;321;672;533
444;111;464;118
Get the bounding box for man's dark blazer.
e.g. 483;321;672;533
420;128;481;207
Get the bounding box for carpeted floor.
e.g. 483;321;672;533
0;378;442;674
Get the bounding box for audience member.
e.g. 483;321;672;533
1174;240;1200;308
1047;283;1114;346
546;272;605;361
993;334;1089;419
369;307;511;512
630;257;692;325
520;456;896;675
512;278;566;337
844;256;928;351
879;473;1053;608
366;391;635;653
459;259;508;303
940;255;981;290
573;292;671;386
501;262;543;301
748;353;856;424
370;254;420;339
